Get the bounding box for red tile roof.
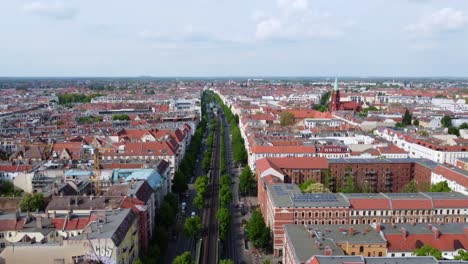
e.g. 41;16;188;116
0;165;33;172
252;145;316;154
386;233;468;252
433;165;468;188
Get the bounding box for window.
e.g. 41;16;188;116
0;233;3;238
379;252;383;257
359;246;364;253
0;243;5;248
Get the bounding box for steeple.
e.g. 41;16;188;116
334;77;339;91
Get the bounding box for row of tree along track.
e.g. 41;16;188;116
201;110;221;264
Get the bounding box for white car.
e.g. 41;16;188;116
191;211;196;218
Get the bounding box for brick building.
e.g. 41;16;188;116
260;184;468;256
256;157;438;193
284;222;468;262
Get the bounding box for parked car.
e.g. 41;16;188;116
191;211;196;218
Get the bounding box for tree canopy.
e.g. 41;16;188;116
454;249;468;261
183;216;202;237
430;181;451;192
401;109;412;127
246;210;272;251
172;252;193;264
20;193;45;212
441;115;452;128
239;166;256;195
112;114;130;121
414;245;442;260
279;111;295;126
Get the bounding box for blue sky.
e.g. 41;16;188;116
1;0;468;77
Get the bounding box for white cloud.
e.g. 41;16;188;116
277;0;309;14
254;0;346;41
22;1;78;20
405;7;468;36
256;18;283;40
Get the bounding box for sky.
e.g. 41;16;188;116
1;0;468;77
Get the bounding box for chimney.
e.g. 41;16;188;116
349;227;354;236
324;246;333;256
401;227;407;238
36;216;42;229
432;227;440;239
375;224;382;233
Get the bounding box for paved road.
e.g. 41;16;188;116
221;114;254;264
164;105;211;264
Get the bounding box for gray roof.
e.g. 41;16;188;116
304;224;387;244
421;192;468;200
267;184;349;208
313;256;365;264
380;223;468;235
365;257;439;264
313;256;439;264
284;224;344;263
328;158;438;166
70;208;135;247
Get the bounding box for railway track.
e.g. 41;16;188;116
201;113;221;264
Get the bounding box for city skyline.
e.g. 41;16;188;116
1;0;468;77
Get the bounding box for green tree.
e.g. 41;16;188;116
194;176;209;198
454;249;468;261
246;210;272;251
160;201;177;227
320;91;331;106
430;181;451;192
220;260;234;264
341;168;356;193
193;194;204;210
448;126;460;137
217;207;231;240
279;111;295;126
402;109;412;126
220;174;231;186
262;260;272;264
20;193;44;212
173;171;188;194
402;180;416;193
183;216;202;237
172;251;192;264
112;114;130;121
413;119;419;126
0;181;21;197
239;166;257;195
414;245;442;260
219;185;233;208
316;105;328;112
418;130;429;137
441;115;452;128
460;122;468;129
299;179;316;192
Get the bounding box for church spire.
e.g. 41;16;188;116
334;77;339;91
